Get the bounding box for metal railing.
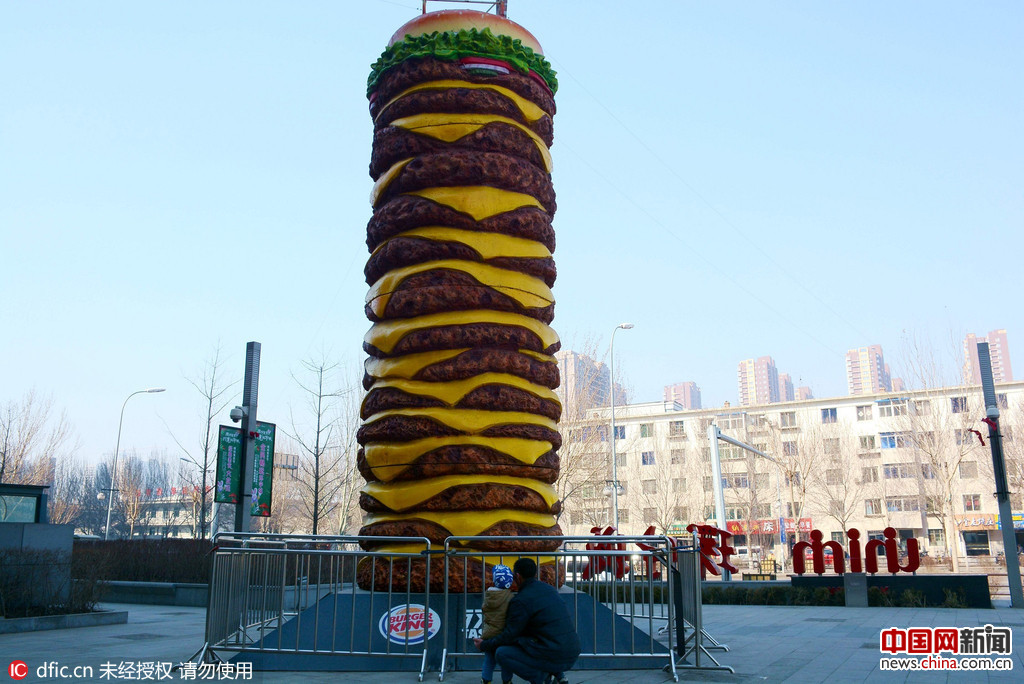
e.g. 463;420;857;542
195;533;729;681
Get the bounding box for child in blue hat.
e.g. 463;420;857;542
479;564;514;684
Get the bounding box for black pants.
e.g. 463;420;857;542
494;645;570;684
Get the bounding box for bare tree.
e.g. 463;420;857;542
807;424;869;537
289;357;361;535
0;390;75;484
169;346;238;538
114;452;148;537
48;456;87;525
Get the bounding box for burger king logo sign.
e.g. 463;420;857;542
379;604;441;645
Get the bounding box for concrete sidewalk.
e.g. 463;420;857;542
3;602;1023;683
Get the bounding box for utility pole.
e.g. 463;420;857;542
977;342;1023;608
234;342;261;533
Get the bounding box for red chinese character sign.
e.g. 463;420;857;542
687;523;738;578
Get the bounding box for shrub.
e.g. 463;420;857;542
0;548;105;618
941;588;968;609
898;589;927;608
72;539;213;584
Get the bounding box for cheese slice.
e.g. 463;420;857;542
364;310;559;354
377;79;549;123
405;186;544;221
517;349;557;364
363;544;560;569
374;226;552;260
362;436;553;481
365;373;561;408
362;407;557;434
390;113;552;173
362;475;558;511
363;347;556;382
370;158;413;207
363;509;557;537
366;259;554;317
364;348;468;380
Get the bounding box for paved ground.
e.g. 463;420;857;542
3;601;1023;683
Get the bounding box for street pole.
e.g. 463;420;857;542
608;323;633;532
235;342;261;534
105;388;165;540
977;342;1023;608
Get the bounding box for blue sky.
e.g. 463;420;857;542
2;1;1021;464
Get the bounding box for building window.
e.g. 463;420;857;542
618;510;630;524
831;531;845;544
755;473;769;488
821;408;837;424
921;464;936;479
955;429;970;446
720;445;744;461
883;463;915;479
886;496;920;512
959;461;978;479
865;499;882;516
616;454;627;467
963;494;981;512
880;432;909;449
702;476;713;491
670;449;684;464
780;411;797;428
997;393;1008;409
669;420;686;438
672;478;686;491
861;466;878;483
674;506;688;520
728;473;749;489
786;502;802;517
856;405;872;421
641;451;656;466
700;446;711;461
927;529;945;545
911;400;930;416
643;507;658;523
782;441;798;456
640;423;653;438
823;438;840;454
752;504;772;517
642;480;658;494
785;472;801;486
951;397;968;413
878;399;907;417
858;435;876;451
613;425;625;440
825;469;842;485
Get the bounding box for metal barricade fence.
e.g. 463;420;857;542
202;533;435;679
438;535;680;682
196;533;740;680
670;543;733;674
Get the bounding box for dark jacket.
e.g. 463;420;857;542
479;578;581;667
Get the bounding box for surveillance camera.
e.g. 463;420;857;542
229;406;246;423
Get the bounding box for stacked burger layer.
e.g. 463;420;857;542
357;10;563;592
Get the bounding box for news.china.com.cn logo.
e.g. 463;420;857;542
9;661;28;680
879;625;1014;672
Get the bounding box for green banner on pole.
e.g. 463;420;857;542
215;426;243;504
250;421;276;517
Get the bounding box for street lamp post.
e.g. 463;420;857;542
104;387;165;540
608;322;634;531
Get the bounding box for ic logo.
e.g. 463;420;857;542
9;661;28;680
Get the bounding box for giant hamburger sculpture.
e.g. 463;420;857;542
357;9;561;592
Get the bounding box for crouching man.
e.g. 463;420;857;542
474;558;581;684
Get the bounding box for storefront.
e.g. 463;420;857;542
955;515;998;556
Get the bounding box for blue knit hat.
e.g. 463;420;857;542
492;564;513;589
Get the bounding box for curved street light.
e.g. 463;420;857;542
104;388;165;540
609;323;634;532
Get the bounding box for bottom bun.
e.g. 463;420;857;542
356;553;562;593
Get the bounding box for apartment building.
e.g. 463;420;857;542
663;381;702;409
738;356;780;406
845;344;893;395
559;380;1024;560
964;330;1013;384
